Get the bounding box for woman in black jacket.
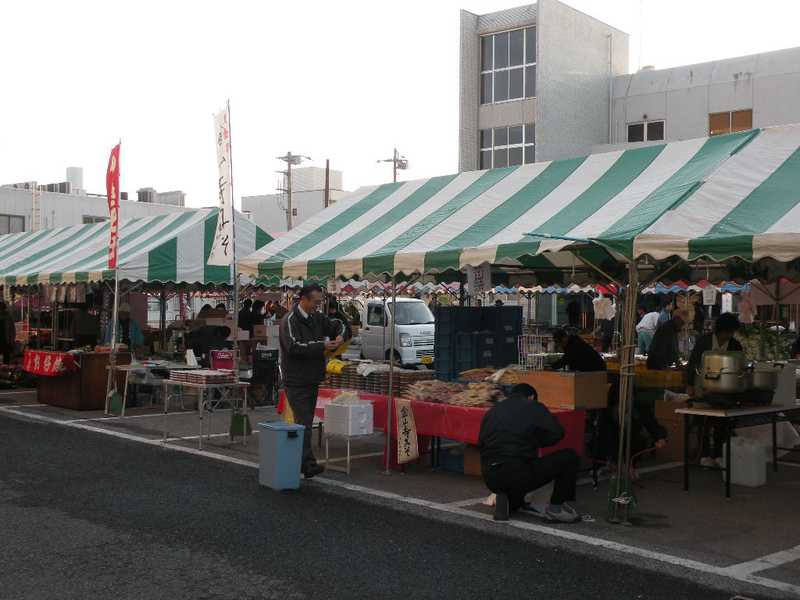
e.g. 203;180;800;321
686;312;743;466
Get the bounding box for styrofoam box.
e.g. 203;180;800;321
723;437;767;487
325;402;374;437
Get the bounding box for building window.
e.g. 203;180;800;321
627;120;665;143
480;123;535;169
0;214;25;234
82;215;108;224
480;27;536;105
709;109;752;136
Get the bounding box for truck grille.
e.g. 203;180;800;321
413;336;435;347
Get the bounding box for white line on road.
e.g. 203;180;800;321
2;404;799;597
721;544;800;577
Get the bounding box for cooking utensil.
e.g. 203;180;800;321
751;362;781;390
700;351;749;394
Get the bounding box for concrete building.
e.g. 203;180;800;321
461;3;800;167
458;0;628;172
0;170;192;232
597;46;800;152
242;166;346;235
137;187;186;207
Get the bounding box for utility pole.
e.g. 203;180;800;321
324;159;330;208
277;151;311;230
378;148;409;183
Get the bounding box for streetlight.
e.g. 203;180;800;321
277;151;311;230
377;148;409;183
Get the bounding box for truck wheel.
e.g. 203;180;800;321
385;350;402;366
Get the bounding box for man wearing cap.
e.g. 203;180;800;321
104;302;144;350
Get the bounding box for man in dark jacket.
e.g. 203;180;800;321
551;328;606;372
478;384;580;523
279;284;344;477
686;312;743;466
646;310;687;370
326;298;353;341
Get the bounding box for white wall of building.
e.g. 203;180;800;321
458;0;628;171
0;186;192;231
601;46;800;150
535;0;628;162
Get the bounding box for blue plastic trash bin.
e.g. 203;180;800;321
258;421;305;490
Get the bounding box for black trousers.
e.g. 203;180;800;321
482;449;579;511
285;384;319;465
599;319;614;352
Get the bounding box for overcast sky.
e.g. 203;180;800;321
2;0;799;209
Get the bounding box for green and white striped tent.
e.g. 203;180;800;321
1;208;272;287
239;124;800;281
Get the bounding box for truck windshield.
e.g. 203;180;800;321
387;302;435;325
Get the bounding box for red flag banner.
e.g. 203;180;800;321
106;143;121;269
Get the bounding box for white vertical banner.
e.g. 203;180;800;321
466;263;492;295
208;105;234;266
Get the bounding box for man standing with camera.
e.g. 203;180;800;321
279;283;345;478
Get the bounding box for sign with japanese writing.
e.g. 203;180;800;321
208;106;234;266
106;143;121;269
721;292;733;314
466;263;491;295
22;350;77;377
702;286;718;306
395;398;419;464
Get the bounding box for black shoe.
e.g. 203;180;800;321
302;462;325;479
493;493;510;521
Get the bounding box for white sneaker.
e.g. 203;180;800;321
545;503;581;523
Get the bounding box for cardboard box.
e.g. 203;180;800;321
516;371;608;410
463;445;482;477
654;399;688;464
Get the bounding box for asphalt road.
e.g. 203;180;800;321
0;415;769;600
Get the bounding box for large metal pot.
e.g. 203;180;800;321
751;363;781;391
700;351;749;394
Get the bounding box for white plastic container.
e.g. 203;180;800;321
325;402;374;437
723;437;767;487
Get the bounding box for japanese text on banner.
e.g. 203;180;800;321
105;144;121;269
208;107;234;266
395;398;419;464
466;264;491;295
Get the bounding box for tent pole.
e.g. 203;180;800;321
384;273;397;475
104;269;121;415
159;285;167;351
609;260;638;524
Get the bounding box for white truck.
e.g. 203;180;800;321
358;297;435;366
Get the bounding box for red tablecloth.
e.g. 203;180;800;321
22;350;78;376
278;388;585;457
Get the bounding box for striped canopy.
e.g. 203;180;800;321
239;124;800;280
1;208;271;287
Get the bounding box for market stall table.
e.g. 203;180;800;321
24;350;131;410
108;361;200;417
278;388;585;467
162;379;250;449
676;404;800;498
